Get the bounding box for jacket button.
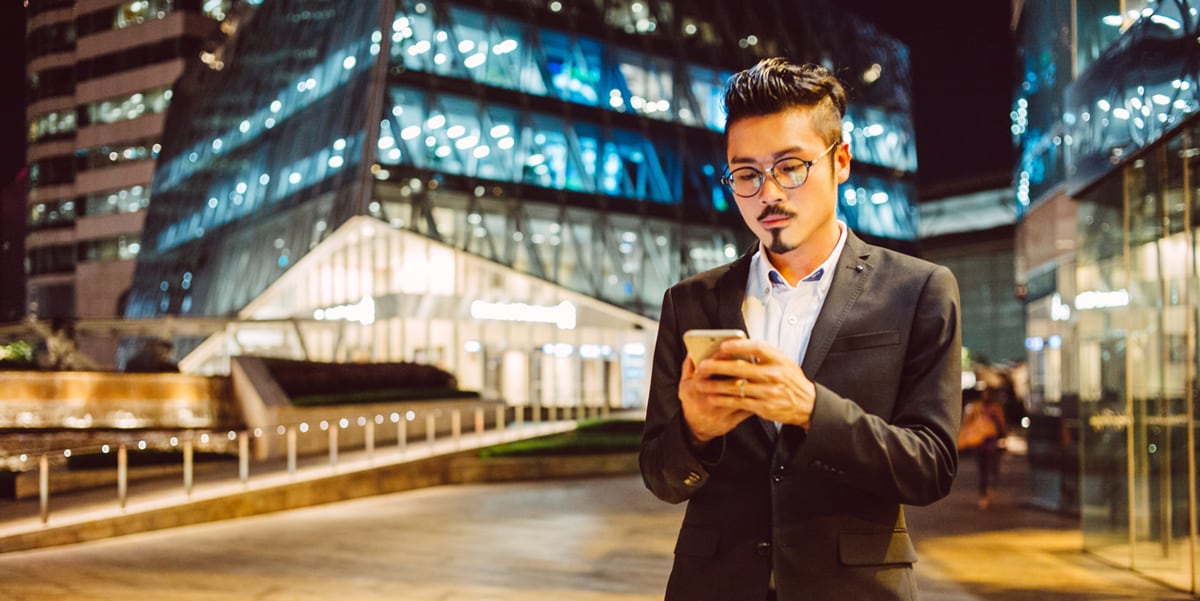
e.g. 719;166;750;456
756;541;772;556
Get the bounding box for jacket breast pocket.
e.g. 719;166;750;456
828;330;900;354
837;530;917;566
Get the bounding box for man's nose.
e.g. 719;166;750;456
757;172;788;203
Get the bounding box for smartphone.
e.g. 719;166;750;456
683;329;748;361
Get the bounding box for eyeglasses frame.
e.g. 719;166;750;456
720;141;842;198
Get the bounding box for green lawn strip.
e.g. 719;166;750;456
479;419;644;458
289;387;480;406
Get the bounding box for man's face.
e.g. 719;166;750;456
725;107;849;258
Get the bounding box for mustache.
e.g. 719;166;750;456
757;205;796;221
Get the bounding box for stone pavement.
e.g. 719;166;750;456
909;448;1195;601
0;442;1194;600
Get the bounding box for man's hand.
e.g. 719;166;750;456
691;338;817;429
678;354;755;447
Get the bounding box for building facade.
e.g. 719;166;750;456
90;0;921;406
22;0;253;361
1013;0;1200;592
919;178;1024;368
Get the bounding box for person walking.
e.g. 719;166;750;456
640;57;963;601
960;386;1009;509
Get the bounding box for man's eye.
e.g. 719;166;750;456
734;170;760;183
777;160;805;175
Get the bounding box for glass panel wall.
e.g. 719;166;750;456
385;0;918;241
1064;2;1200;195
180;216;656;411
1076;119;1198;592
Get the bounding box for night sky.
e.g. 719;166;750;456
0;1;1015;196
846;0;1017;192
1;1;26;187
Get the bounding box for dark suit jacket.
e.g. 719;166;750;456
640;231;962;601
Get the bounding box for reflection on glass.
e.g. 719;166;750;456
77;137;161;171
28;110;77;143
114;0;174;30
27;200;77;230
85;184;152;217
87;86;173;125
1063;0;1199;193
82;234;142;261
1075;119;1200;592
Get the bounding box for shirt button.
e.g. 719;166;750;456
756;541;772;556
786;315;798;325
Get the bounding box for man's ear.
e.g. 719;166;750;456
836;142;852;184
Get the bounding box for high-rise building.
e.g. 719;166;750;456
114;0;919;399
1013;0;1200;592
22;0;252;362
18;0;919;407
918;176;1023;366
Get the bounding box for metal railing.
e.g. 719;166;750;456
6;401;614;526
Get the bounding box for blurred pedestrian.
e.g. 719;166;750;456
958;386;1008;509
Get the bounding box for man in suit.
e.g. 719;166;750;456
640;58;962;601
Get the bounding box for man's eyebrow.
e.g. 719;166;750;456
728;146;808;165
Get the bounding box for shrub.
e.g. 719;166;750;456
478;419;644;458
258;357;476;405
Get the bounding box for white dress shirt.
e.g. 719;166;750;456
742;222;848;427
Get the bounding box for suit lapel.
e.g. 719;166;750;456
715;252;751;333
713;250;776;446
802;231;874;377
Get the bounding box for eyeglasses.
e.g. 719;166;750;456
721;141;840;198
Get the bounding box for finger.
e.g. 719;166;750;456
721;339;789;364
694;355;764;381
696;359;769;384
735;377;747;399
681;355;697;379
708;389;751;410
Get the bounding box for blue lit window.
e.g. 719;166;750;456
540;30;602;106
383;85;685;205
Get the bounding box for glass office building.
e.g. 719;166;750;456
123;0;918;407
22;0;242;364
1015;0;1200;592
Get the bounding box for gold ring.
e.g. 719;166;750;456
738;379;746;397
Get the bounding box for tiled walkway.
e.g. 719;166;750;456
0;445;1194;600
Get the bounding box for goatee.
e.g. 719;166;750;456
759;205;798;255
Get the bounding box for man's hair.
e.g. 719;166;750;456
723;58;847;146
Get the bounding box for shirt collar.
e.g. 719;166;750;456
749;221;848;297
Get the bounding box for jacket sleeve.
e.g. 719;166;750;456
791;264;962;506
639;285;724;504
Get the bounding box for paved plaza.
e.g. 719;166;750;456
0;448;1194;600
